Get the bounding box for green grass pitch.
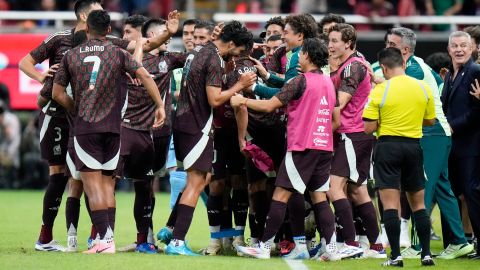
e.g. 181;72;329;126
0;190;476;269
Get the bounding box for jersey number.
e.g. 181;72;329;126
54;127;62;142
84;56;101;90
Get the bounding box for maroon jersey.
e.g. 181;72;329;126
123;51;187;134
174;42;224;135
54;39;140;135
30;29;129;117
214;56;256;129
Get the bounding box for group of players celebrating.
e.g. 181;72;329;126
19;0;480;267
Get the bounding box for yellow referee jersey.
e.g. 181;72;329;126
363;75;436;138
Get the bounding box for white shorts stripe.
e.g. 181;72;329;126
341;133;360;182
314;177;330;192
285;151;306;194
66;151;81;180
39;114;52;143
183;111;213;170
73;137;120;171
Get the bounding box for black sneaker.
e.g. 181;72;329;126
468;252;480;260
382;256;404;267
421;255;435;266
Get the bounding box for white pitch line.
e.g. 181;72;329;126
284;259;309;270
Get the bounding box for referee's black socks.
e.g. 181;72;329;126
384;209;401;259
413;209;431;258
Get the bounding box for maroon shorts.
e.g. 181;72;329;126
73;132;120;175
212;128;245;181
173;130;213;173
117;127;154;179
330;132;374;185
276;149;333;193
39;112;69;166
152;135;170;173
65;138;81;180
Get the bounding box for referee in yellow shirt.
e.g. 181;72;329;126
362;47;436;267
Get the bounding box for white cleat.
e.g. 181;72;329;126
236;242;271;259
400;219;411;248
282;244;310;260
317;242;342;262
65;235;78;252
35;240;66;252
200;238;222;255
337;244;364;259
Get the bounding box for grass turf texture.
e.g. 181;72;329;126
0;190;476;270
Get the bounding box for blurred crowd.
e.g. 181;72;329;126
1;1;480;31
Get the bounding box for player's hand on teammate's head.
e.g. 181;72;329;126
153;106;166;128
166;10;181;35
470;78;480;100
249;56;268;79
211;22;224;41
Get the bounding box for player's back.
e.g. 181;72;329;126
63;38;138;135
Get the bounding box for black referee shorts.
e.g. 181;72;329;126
373;136;425;192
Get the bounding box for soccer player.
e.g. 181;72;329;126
384;27;473;260
259;35;283;68
327;23;382;258
363;47;436;267
165;21;256;256
121;17;187;254
202;41;255;256
259;16;285;41
19;0;105;252
52;10;165;254
231;37;343;261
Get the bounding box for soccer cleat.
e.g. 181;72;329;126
279;240;295;256
87;234;99;250
421;255;435;266
357;235;370;251
35;240;66;252
400;219;411;248
200;239;222;256
233;236;246;256
317;242;342;262
66;235;78;252
236;242;271;259
363;247;388;259
400;247;421;259
82;239;115;254
117;243;137;252
337;244;364;259
281;244;309;260
437;243;474;259
157;227;173;245
222;237;233;253
430;228;441;241
382;256;404;267
136;243;158;254
165;240;199;256
308;243;322;258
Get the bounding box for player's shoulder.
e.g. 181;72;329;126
44;29;72;44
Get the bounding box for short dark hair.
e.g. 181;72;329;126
74;0;102;20
141;18;166;38
378;47;404;69
219;21;253;50
464;25;480;45
285;14;317;39
87;9;110;36
329;23;357;50
183;19;198;28
194;20;215;34
125;14;148;29
319;13;345;29
73;30;87;47
267;35;282;43
302;38;328;68
265;16;285;30
425;52;451;74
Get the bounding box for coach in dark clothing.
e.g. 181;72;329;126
441;31;480;259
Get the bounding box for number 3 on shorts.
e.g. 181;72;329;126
84;56;101;90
